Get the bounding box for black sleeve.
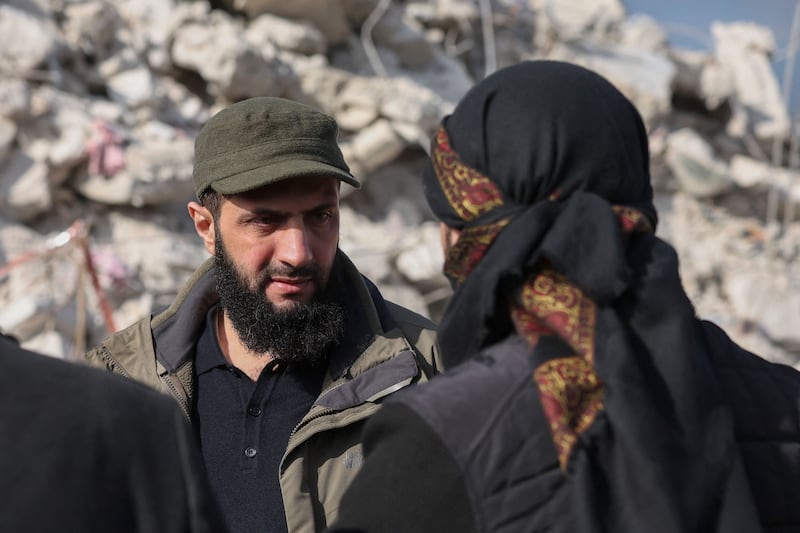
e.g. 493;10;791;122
94;373;230;533
329;402;477;533
0;339;229;533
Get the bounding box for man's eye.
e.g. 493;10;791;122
254;216;278;226
311;211;333;224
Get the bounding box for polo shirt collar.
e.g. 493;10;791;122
195;304;229;376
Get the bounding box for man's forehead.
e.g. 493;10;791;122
220;175;340;209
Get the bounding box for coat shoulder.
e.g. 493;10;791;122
384;300;441;377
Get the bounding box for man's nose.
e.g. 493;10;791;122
275;222;313;268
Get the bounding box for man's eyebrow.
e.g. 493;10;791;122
241;207;287;218
242;202;338;218
307;201;338;212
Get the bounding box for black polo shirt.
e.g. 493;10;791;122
193;306;325;533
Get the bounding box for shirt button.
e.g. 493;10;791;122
248;406;262;417
244;447;257;458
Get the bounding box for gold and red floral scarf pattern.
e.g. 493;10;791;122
431;125;652;470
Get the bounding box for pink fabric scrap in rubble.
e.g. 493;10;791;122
86;120;126;177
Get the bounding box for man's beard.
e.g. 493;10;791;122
213;237;345;369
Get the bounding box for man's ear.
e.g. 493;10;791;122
188;201;216;255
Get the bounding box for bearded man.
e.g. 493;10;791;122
84;97;441;533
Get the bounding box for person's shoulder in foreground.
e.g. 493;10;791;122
328;59;800;533
0;333;226;533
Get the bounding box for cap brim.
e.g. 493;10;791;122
209;159;361;195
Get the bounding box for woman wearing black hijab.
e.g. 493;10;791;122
329;61;800;533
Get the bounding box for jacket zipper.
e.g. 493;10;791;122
98;347;131;379
280;375;357;476
282;395;383;466
99;346;192;420
287;408;335;445
161;373;192;420
282;381;377;466
284;377;352;445
281;403;381;480
284;363;416;447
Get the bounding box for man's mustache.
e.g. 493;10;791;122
252;263;323;291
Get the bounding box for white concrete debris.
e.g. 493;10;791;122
0;2;60;77
100;208;207;298
105;66;157;109
0;149;53;222
339;206;395;285
712;22;791;140
724;266;800;352
73;131;194;207
370;3;436;70
0;78;32;121
0;118;16;168
394;222;448;285
670;48;734;112
0;0;796;369
170;6;290;100
665;128;732;198
664;194;800;368
219;0;354;45
537;0;626;41
549;40;676;124
24;330;75;360
619;14;668;52
346;119;407;173
62;1;123;60
17;89;94;185
730;155;800;205
246;13;327;56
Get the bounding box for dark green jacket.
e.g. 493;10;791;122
85;252;441;532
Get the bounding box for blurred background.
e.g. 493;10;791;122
0;0;798;368
629;0;800;108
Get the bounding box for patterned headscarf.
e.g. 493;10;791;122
424;60;656;365
422;61;759;532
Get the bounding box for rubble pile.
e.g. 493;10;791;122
1;0;798;367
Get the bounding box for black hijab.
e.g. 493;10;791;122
424;60;658;361
423;61;760;532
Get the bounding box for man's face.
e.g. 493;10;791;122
213;175;341;308
206;176;345;365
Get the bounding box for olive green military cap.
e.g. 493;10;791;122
193;97;360;197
